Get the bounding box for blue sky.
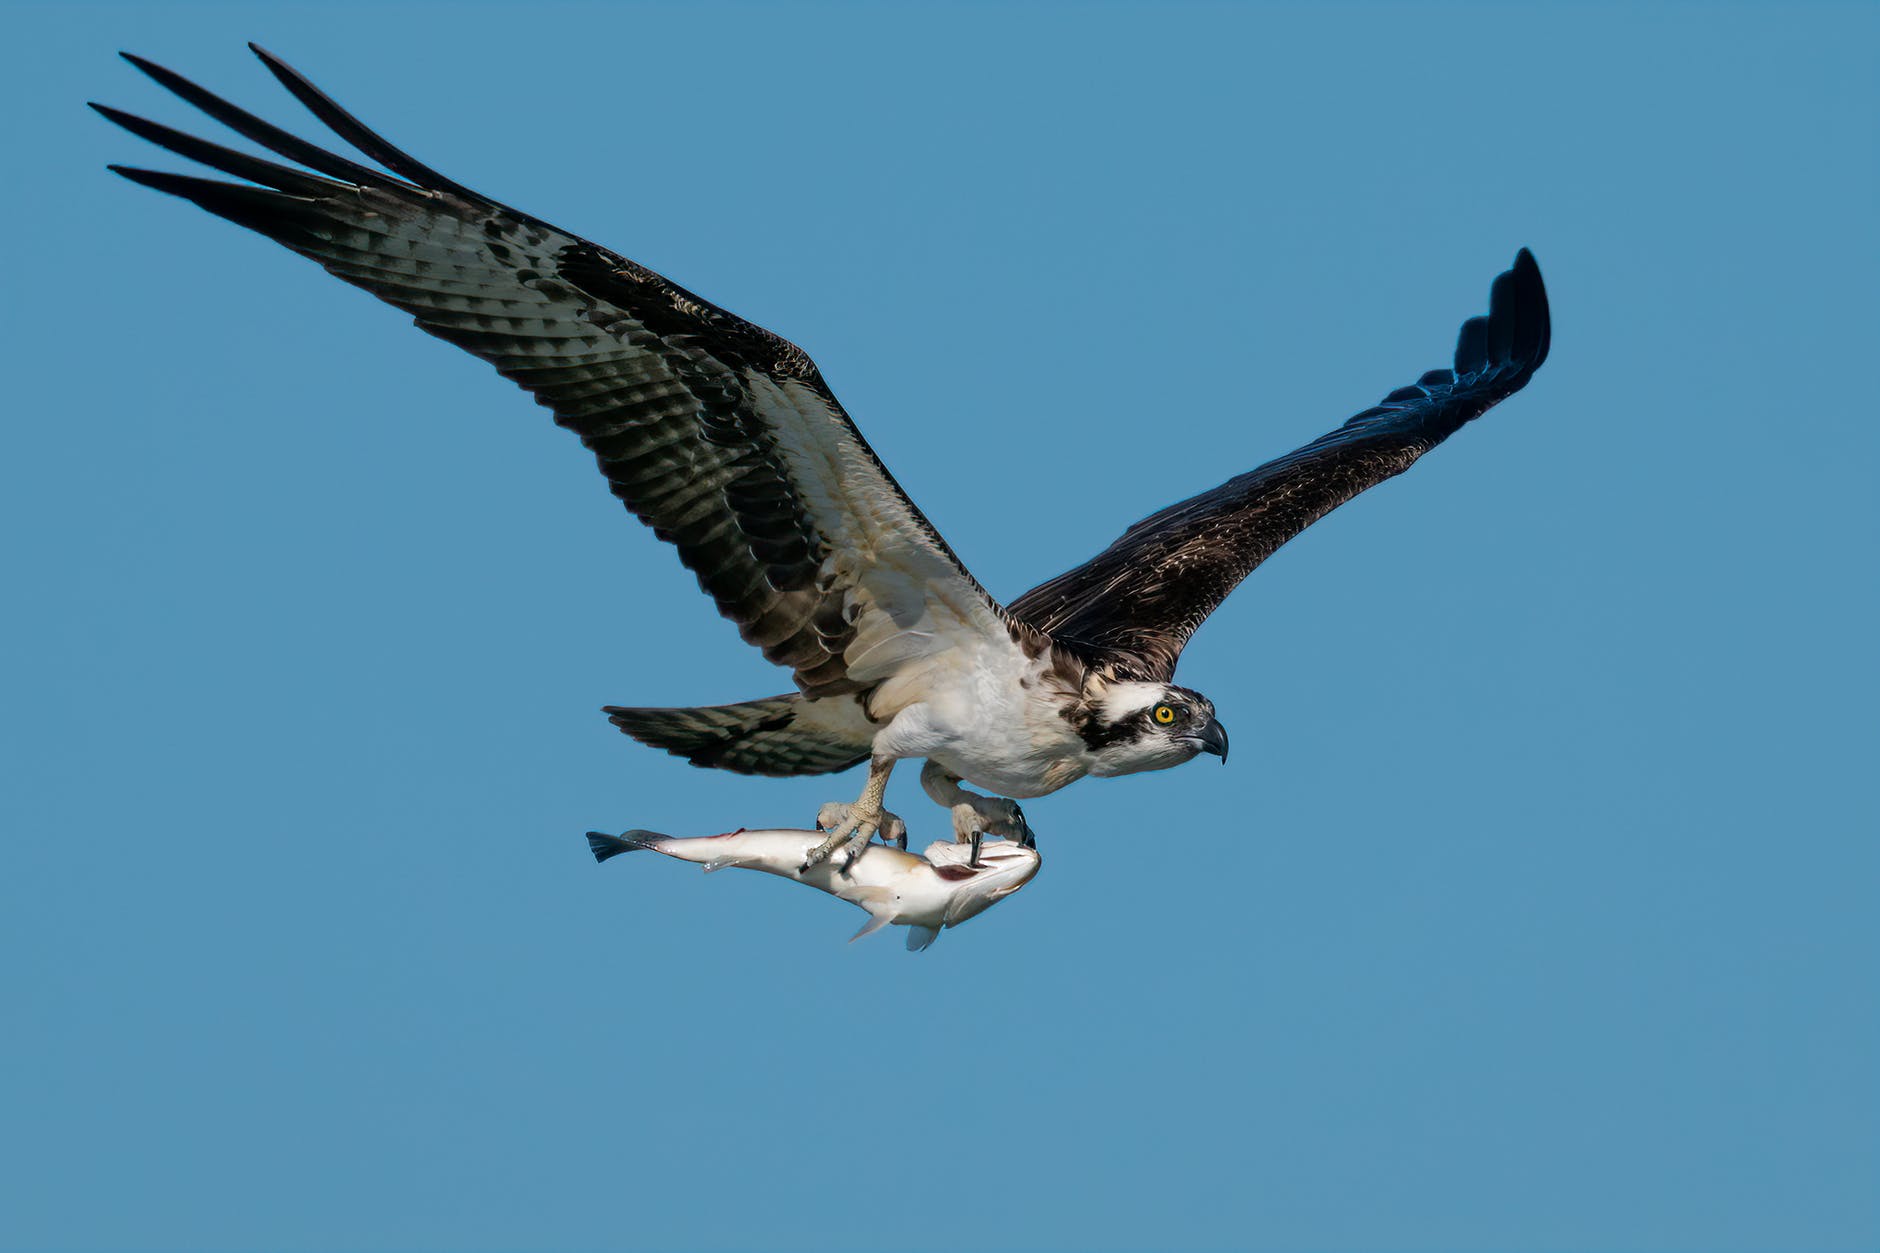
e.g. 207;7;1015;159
5;3;1876;1250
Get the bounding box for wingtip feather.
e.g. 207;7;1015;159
241;42;479;200
1503;247;1550;372
1451;249;1550;381
106;162;175;189
92;100;340;197
246;43;296;81
118;50;197;93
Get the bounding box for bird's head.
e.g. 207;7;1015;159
1078;680;1229;777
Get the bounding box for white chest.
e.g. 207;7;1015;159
873;650;1090;798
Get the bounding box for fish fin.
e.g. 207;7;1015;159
904;925;941;953
849;914;891;944
586;830;665;864
702;857;751;874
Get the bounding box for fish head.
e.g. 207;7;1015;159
922;839;1043;927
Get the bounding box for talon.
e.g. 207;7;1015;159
806;801;900;875
932;770;1035;851
968;828;984;868
882;814;908;851
837;824;880;877
801;815;861;871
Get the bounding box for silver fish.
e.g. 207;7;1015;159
586;827;1041;951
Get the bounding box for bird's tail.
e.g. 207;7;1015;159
585;830;665;863
603;693;871;778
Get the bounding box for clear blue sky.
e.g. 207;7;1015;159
5;3;1875;1250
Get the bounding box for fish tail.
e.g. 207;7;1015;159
585;830;665;864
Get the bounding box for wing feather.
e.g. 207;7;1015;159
99;48;1030;702
1009;250;1551;681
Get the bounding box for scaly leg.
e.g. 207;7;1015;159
800;756;898;873
815;802;907;851
919;762;1034;859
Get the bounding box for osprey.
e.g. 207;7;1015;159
98;47;1551;868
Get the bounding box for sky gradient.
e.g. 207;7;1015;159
5;3;1877;1250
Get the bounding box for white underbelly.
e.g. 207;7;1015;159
867;645;1090;799
931;745;1083;799
920;681;1089;799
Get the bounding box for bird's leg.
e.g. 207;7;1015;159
800;756;898;873
817;804;909;852
919;762;1034;851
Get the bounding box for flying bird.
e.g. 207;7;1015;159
97;47;1551;869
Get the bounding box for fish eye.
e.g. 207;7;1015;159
1153;703;1176;725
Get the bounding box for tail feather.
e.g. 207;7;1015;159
586;829;665;863
604;693;870;778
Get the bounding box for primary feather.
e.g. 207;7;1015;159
97;47;1551;826
1008;251;1550;681
99;45;1027;709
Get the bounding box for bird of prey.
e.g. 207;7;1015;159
97;47;1551;869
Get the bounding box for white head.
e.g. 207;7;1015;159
1077;680;1230;778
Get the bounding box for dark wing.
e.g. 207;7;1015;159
1008;250;1550;681
97;47;1028;703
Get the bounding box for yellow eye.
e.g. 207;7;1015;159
1153;704;1176;725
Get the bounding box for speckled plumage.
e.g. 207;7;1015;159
99;47;1549;839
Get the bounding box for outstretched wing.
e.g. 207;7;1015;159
97;46;1025;703
1008;250;1550;682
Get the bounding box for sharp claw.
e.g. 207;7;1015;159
873;813;907;852
968;828;984;868
800;815;860;873
838;827;877;877
1015;807;1036;849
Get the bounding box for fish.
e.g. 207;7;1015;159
585;827;1042;951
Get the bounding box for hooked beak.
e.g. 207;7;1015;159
1190;717;1230;763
